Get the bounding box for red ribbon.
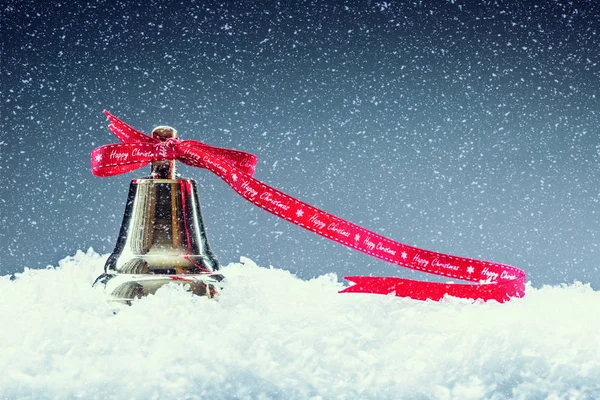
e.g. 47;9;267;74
92;111;526;303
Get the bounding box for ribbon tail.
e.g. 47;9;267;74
185;146;525;302
341;276;525;303
104;110;155;144
180;140;258;176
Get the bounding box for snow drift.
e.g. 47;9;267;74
1;249;599;400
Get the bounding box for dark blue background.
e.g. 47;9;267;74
1;1;599;288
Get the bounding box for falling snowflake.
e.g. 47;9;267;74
296;209;304;217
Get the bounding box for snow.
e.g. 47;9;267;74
1;249;599;400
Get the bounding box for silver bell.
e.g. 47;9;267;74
93;125;224;304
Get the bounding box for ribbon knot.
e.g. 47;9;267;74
91;110;526;303
157;137;181;161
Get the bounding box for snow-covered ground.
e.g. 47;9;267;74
1;249;599;400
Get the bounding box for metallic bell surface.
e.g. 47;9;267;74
93;125;224;304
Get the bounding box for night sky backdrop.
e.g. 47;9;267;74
2;1;599;289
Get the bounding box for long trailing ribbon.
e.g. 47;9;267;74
92;111;526;303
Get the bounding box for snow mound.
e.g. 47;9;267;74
1;249;599;400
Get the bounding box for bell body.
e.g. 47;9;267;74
95;176;224;303
105;177;220;276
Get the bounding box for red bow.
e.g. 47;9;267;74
92;111;258;178
92;111;526;303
